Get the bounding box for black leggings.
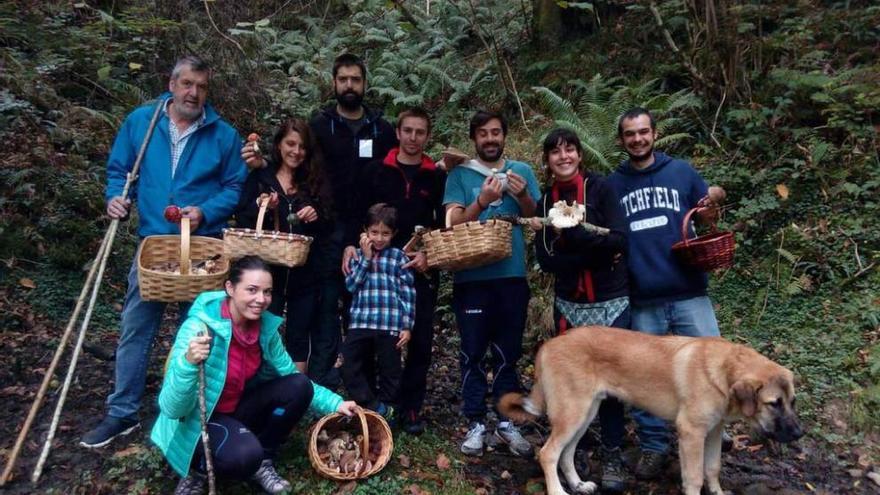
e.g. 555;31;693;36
191;373;313;480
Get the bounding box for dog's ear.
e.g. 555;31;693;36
731;379;762;417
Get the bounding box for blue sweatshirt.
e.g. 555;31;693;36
607;152;709;305
105;93;247;237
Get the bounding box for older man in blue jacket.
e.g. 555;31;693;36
81;55;247;449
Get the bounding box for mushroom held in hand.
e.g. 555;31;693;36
163;204;182;223
247;133;260;154
547;200;585;229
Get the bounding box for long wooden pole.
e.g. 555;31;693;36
2;98;166;486
197;326;216;495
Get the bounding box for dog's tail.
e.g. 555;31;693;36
498;361;546;423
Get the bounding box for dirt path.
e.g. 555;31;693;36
0;295;874;494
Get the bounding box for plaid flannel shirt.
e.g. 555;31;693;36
345;247;416;334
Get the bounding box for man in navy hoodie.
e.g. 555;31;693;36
308;54;397;389
607;107;726;480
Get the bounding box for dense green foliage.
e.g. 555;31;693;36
1;0;878;482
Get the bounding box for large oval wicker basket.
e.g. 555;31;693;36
138;218;229;302
223;198;313;267
671;201;736;272
411;208;512;272
308;408;393;481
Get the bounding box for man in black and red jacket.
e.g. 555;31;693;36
342;107;446;434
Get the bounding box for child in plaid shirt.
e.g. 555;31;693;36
342;203;415;419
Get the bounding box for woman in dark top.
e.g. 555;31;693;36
236;118;332;374
533;128;629;493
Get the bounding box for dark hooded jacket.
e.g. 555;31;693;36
535;172;628;303
606;151;710;305
309;105;397;225
347;148;446;250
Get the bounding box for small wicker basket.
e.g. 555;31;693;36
308;408;393;481
223;198;313;267
138;218;229;302
671;200;736;272
408;208;513;272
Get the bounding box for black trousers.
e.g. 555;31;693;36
191;373;313;479
397;274;438;415
340;330;402;410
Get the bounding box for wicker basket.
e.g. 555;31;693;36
404;207;512;272
308;408;393;481
138;218;229;302
223;199;313;267
671;202;736;272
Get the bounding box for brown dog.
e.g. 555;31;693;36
498;326;803;495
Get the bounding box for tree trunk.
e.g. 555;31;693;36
533;0;563;49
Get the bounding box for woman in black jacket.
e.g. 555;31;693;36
534;128;629;492
236;118;333;374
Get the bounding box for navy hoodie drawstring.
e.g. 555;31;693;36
330;119;335;135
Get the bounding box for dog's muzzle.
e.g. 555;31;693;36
767;415;804;443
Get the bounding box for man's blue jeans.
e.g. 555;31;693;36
107;255;189;420
630;295;720;453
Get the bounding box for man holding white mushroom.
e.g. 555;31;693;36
443;110;541;458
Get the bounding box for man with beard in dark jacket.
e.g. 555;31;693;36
308;53;397;388
343;107;445;434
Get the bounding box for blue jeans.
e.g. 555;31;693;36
630;296;719;453
107;254;189;420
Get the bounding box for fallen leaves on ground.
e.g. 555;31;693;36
435;453;450;470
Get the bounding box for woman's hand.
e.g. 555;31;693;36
256;192;280;210
296;205;318;223
185;334;212;365
240;142;267;169
336;401;359;417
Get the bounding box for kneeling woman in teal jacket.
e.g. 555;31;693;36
151;256;357;494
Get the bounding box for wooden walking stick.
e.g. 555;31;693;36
18;98;167;485
196;325;216;495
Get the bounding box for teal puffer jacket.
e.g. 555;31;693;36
150;290;343;476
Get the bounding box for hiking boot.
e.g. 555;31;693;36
634;450;668;480
495;421;534;457
79;415;140;448
460;421;487;456
401;410;425;435
252;459;291;494
174;473;206;495
601;448;626;492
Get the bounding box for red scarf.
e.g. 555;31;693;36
550;173;595;314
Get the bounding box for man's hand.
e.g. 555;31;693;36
107;196;131;219
336;400;359;417
402;251;428;273
506;171;529;198
359;234;374;260
185;333;212;365
296;205;318;223
240;142;267;169
342;245;358;275
396;330;411;349
479;175;503;206
180;206;204;232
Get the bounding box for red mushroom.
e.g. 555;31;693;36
247;133;260;154
163;204;182;223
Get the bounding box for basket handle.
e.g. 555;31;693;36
180;216;191;275
254;197;270;236
679;198;718;246
355;407;370;476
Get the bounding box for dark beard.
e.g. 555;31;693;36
476;143;503;162
335;90;363;111
626;146;654;163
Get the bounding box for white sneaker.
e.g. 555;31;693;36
495;421;534;457
460;421;487;456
